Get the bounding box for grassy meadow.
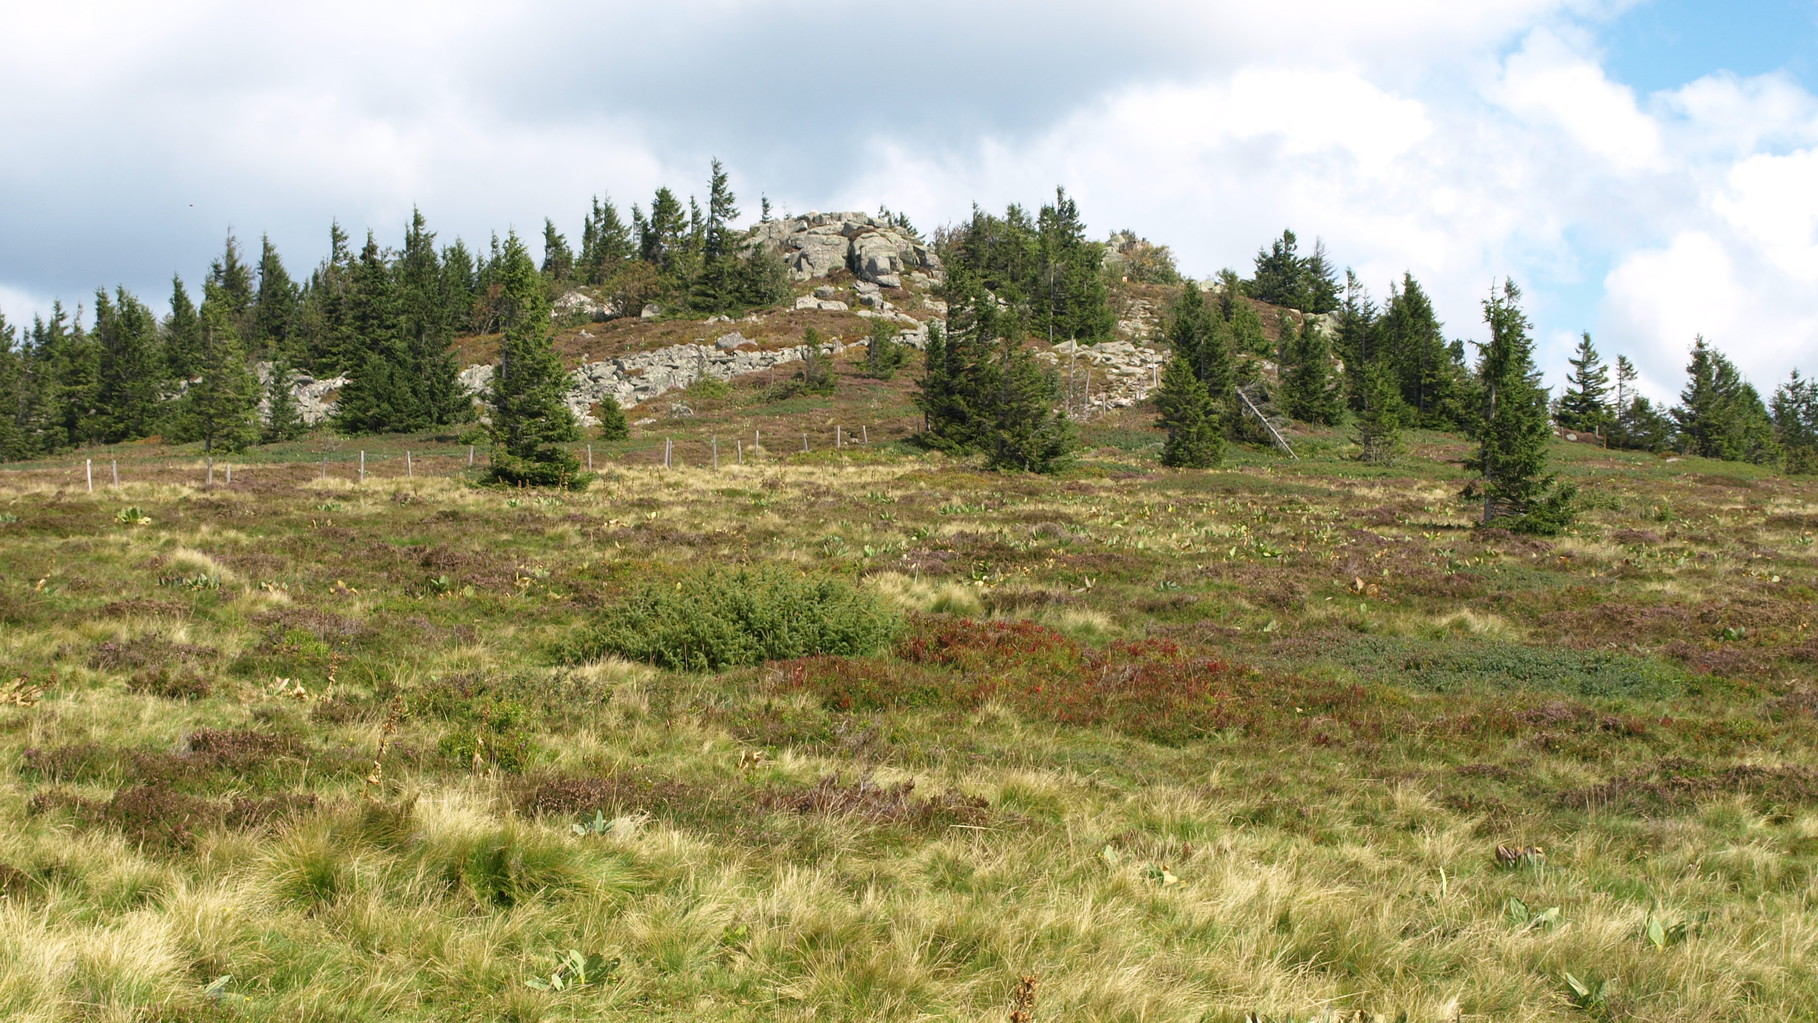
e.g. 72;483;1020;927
2;358;1817;1022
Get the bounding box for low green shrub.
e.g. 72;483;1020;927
563;566;901;671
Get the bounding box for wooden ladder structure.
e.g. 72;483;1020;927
1237;384;1298;459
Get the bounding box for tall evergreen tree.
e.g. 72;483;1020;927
1281;316;1343;425
1168;283;1231;434
397;209;471;427
1249;229;1307;309
299;222;356;374
332;232;413;434
1669;336;1776;463
1303;239;1342;314
1773;369;1818;473
694;158;742;311
541;218;575;284
1556;331;1611;434
1353;359;1405;464
39;303;100;450
262;360;307;443
579;195;633;285
209;235;257;339
177;279;261;453
1334;270;1383;412
251;235;300;361
485;231;582;487
982;339;1073;472
1382;273;1464;429
93;287;164;442
164;276;202;383
640;188;687;275
0;308;29;461
1467;280;1573;533
1033;187;1114;344
1155;346;1222;468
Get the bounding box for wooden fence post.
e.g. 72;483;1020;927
111;460;119;487
359;451;365;484
85;458;92;493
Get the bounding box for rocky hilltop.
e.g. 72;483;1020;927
746;212;943;289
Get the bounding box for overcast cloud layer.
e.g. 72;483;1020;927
3;0;1816;401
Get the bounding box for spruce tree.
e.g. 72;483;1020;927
485;231;583;487
1033;187;1114;344
93;287;164;443
641;188;687;275
579;195;634;286
1303;239;1341;314
262;360;307;443
1669;336;1776;462
694;158;741;312
1168;282;1230;432
299;222;356;374
1230;300;1268;356
1249;229;1307;309
251;235;300;362
1334;270;1380;412
1282;316;1342;425
333;233;413;434
1615;396;1673;453
863;317;906;380
397;209;471;427
178;279;261;453
1383;273;1464;429
1155;347;1222;467
1556;331;1610;434
541;219;575;284
794;327;836;396
164;276;202;383
1673;335;1727;457
596;393;629;441
1467;280;1573;533
1353;359;1405;464
1773;370;1818;473
40;303;100;450
209;235;257;339
982;340;1073;472
916;268;995;452
0;308;28;461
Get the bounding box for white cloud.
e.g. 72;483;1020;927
2;0;1815;407
1493;28;1663;172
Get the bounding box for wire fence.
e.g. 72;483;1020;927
4;424;898;491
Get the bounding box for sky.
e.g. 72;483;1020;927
2;0;1816;403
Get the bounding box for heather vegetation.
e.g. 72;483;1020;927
3;368;1818;1021
2;176;1818;1021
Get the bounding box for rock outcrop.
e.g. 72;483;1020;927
746;212;942;287
1039;340;1168;414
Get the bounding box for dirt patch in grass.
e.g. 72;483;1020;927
88;636;219;673
1563;758;1818;815
758;774;993;829
27;784;318;850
